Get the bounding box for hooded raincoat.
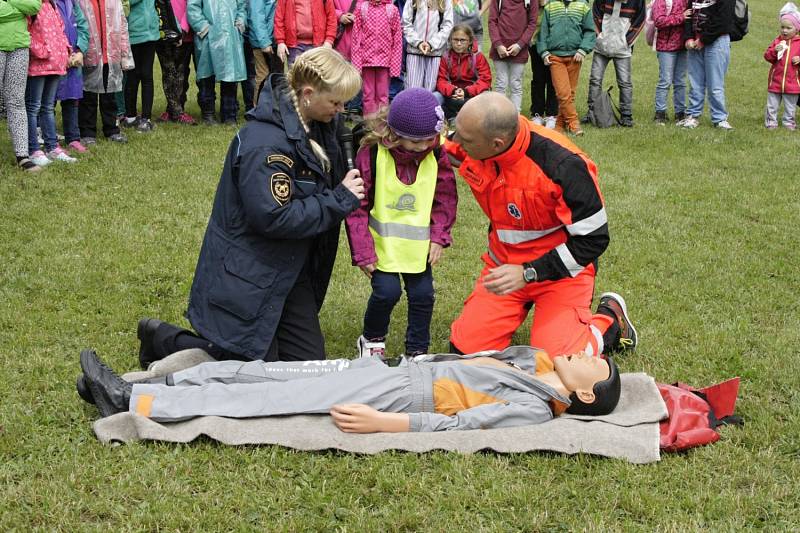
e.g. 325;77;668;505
55;0;89;100
187;0;247;81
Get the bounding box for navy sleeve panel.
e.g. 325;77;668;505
234;143;360;239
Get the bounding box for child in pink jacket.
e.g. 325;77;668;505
764;9;800;130
651;0;691;124
26;0;74;165
350;0;403;117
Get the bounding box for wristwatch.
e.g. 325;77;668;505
522;263;538;283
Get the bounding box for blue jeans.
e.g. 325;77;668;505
655;50;687;114
588;53;633;118
60;99;80;144
363;266;435;354
687;34;730;123
25;74;61;153
287;44;313;67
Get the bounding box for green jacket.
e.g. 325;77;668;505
127;0;159;44
0;0;42;51
536;0;595;58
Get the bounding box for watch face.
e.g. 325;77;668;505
524;267;536;282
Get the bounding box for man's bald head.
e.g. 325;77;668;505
455;93;520;160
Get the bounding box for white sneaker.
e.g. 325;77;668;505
532;114;544;126
714;120;734;130
357;335;386;359
679;116;699;129
29;150;51;166
47;146;77;163
545;116;557;129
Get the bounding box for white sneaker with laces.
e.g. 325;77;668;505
545;116;557;129
679;117;699;129
357;335;386;359
30;150;51;166
47;146;77;163
532;114;544;126
714;120;733;130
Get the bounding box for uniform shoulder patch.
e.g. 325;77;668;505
267;154;294;168
270;172;292;206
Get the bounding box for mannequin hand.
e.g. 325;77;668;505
330;404;410;433
496;44;508;58
342;168;365;199
507;43;521;56
419;41;431;54
277;43;288;62
359;263;377;278
197;25;210;39
428;242;444;265
483;264;526;295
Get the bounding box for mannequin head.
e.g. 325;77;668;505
553;353;621;415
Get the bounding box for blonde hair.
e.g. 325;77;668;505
415;0;446;13
286;48;362;173
359;107;401;149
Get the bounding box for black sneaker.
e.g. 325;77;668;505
79;349;132;418
136;118;155;133
674;111;687;123
654;111;667;125
620;115;634;128
597;292;637;352
137;317;164;369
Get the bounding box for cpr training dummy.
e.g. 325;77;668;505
76;348;620;432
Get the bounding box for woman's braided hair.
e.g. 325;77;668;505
286;48;361;174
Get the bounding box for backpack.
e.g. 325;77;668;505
589;86;620;128
442;51;480;84
658;378;742;452
412;1;446;33
729;0;749;42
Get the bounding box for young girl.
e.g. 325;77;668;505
350;0;403;118
274;0;338;67
345;88;457;359
488;0;537;112
435;24;492;119
0;0;41;171
55;0;89;152
651;0;690;124
26;0;75;165
764;9;800;130
121;0;160;132
402;0;454;90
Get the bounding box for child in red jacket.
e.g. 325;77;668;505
764;9;800;130
434;24;492;120
274;0;337;66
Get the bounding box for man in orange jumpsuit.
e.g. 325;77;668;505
446;92;636;359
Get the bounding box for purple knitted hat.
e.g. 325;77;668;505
387;88;445;140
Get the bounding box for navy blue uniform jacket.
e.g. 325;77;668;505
186;74;360;360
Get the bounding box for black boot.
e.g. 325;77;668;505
77;371;170;405
138;317;164;369
79;349;133;417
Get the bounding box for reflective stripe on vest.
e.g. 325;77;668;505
369;144;437;273
496;225;564;244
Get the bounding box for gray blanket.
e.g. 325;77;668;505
93;350;667;464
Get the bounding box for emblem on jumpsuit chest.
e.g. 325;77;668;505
507;203;522;219
387;193;417;212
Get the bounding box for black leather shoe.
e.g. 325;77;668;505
137;317;164;369
80;349;132;418
76;374;95;404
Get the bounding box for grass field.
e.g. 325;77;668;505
2;0;800;529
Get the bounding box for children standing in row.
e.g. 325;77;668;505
488;0;538;112
345;88;457;359
435;23;492;119
764;8;800;130
651;0;690;124
403;0;454;90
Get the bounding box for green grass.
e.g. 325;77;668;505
2;1;800;529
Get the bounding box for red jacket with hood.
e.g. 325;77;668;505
764;35;800;94
435;48;492;98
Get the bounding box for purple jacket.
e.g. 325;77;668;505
55;0;84;100
345;140;458;267
651;0;688;52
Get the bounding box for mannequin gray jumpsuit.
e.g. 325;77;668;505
129;346;571;431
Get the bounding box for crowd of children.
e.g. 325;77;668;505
2;0;798;167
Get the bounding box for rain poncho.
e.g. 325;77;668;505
77;0;134;92
187;0;246;81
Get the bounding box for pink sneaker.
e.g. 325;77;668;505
157;111;172;122
176;112;197;125
68;140;88;153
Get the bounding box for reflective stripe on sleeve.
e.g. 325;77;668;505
369;215;431;241
496;224;564;244
566;207;607;236
556;243;585;277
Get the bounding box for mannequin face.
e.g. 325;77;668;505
300;86;345;123
553;353;611;404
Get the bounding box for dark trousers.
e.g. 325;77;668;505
156;39;194;118
197;77;239;121
60;98;80;143
152;273;326;362
442;95;469;119
363;266;434;354
125;40;157;119
78;65;120;138
529;43;558;118
241;42;255;112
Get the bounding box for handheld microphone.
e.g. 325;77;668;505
339;126;355;171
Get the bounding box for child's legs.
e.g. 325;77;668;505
361;67;378;115
287;44;313;67
1;48;31;156
421;57;440;92
219;81;239;121
704;34;730;124
587;52;609;112
530;44;557;117
197;76;216;115
655;51;675;113
373;67;390;111
36;75;60;151
549;57;578;130
673;50;688;114
765;91;780;127
124;51;142;118
137;41;157;119
25;75;45;153
686;48;706;117
493;59;510;98
156;40;179;115
507;61;525;112
363;270;403;340
782;93;798;127
405;54;433;90
98;90;121;137
78;90;99;138
613;56;633;118
443;95;467;118
252;48;269;106
61;99;80;143
566;59;582;129
241;41;256;112
402;265;434;354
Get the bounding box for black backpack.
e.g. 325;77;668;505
729;0;749;42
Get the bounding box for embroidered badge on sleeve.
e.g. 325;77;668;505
270;172;292;205
267;154;294;168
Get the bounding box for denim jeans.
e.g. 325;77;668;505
198;77;239;121
655;50;688;114
363;266;435;354
587;52;633;118
25;74;61;153
687;34;730;123
60;99;80;144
